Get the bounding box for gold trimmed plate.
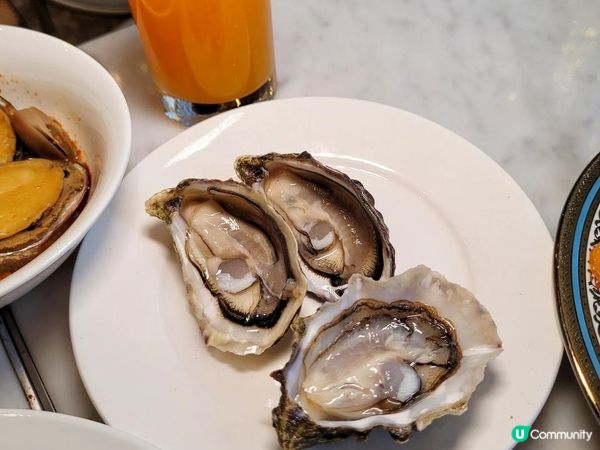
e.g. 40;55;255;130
555;153;600;421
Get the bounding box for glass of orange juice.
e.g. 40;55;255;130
129;0;276;126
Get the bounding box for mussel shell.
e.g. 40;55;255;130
0;96;79;161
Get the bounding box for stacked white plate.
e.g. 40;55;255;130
50;0;130;14
0;410;158;450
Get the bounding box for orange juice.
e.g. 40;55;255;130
130;0;276;105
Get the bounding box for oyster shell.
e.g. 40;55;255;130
236;152;395;301
145;179;308;355
272;266;502;449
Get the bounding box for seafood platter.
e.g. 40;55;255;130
145;152;502;448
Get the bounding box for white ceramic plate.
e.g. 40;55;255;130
0;410;158;450
71;98;561;450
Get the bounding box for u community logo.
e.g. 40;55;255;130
512;425;593;443
512;425;531;443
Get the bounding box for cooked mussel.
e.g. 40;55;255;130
0;95;78;161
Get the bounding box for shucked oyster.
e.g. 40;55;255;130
146;179;308;355
272;266;502;449
236;152;395;301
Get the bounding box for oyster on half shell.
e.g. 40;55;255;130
145;179;308;355
236;152;395;301
272;266;502;449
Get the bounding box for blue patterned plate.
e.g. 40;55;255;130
555;153;600;421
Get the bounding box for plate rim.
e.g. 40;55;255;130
554;151;600;422
49;0;130;15
0;409;159;449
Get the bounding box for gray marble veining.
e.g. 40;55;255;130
273;0;600;234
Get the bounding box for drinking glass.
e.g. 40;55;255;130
129;0;276;125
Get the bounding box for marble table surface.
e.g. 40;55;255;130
1;0;600;448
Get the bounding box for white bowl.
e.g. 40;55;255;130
0;409;158;450
0;26;131;306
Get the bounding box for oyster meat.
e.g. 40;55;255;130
236;152;395;301
0;97;90;279
146;179;308;355
272;266;502;449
